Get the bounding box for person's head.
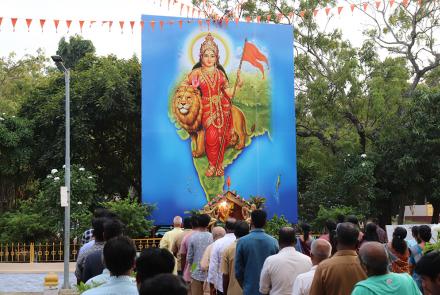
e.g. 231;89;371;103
234;220;250;239
336;214;345;224
212;226;226;241
225;218;236;233
182;217;191;229
139;273;188;295
173;216;183;228
301;223;311;241
364;223;379;242
103;218;124;241
311;239;332;265
346;215;359;226
359;242;388;277
92;217;107;242
197;214;211;229
251;209;267;229
103;236;136;277
336;222;359;250
278;227;296;248
411;225;420;242
391;226;408;255
190;214;199;229
325;219;337;234
199;33;219;67
419;225;432;243
93;207;111;218
415;250;440;295
135;247;175;286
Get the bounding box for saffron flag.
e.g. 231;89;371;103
242;41;269;78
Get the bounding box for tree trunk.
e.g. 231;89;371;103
431;200;440;224
397;203;405;224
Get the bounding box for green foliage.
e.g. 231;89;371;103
313;205;364;231
57;35;96;69
248;196;266;209
76;281;104;294
102;195;155;238
264;214;291;238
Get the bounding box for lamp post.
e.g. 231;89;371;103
51;55;71;289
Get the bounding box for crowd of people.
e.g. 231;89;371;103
75;207;439;295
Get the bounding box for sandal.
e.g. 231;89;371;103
206;165;216;177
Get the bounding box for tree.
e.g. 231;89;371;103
56;35;96;69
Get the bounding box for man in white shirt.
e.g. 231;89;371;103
292;239;332;295
159;215;184;274
207;218;237;294
260;227;312;295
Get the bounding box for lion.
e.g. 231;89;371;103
172;85;253;158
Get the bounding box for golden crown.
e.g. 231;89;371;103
200;33;219;56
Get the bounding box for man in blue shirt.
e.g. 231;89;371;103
235;209;279;295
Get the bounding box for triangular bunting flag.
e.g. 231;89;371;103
79;20;84;33
198;10;201;18
390;0;395;7
168;21;174;25
276;13;282;22
26;18;32;32
350;3;356;12
119;21;124;33
402;0;409;7
363;3;369;11
313;9;319;17
140;20;145;31
150;21;155;31
11;18;18;32
325;7;331;15
130;21;135;33
299;11;305;18
245;16;251;22
159;20;164;30
206;19;210;30
0;17;2;31
108;21;113;32
53;19;60;32
66;20;72;32
40;19;46;32
178;19;183;28
338;6;344;14
180;3;184;15
225;17;230;25
375;1;381;9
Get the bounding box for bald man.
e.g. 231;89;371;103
159;216;184;274
351;242;421;295
292;239;332;295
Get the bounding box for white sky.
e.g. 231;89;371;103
0;0;385;60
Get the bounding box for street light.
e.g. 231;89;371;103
51;55;71;290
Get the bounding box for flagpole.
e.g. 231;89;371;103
213;38;248;176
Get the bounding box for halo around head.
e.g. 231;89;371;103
189;32;230;68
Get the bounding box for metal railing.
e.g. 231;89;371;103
0;238;161;263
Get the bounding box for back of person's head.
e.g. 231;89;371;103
182;217;192;229
336;214;345;224
278;227;296;247
336;222;359;249
346;215;359;226
92;217;107;241
359;242;388;276
325;219;337;233
103;218;124;241
93;207;110;218
311;239;332;263
415;250;440;281
173;216;182;226
392;226;408;255
212;226;226;241
301;223;311;241
136;248;175;284
103;236;136;276
411;225;420;240
234;221;250;238
190;214;199;229
364;223;379;242
251;209;267;228
225;218;236;232
197;214;211;228
419;225;432;243
139;273;187;295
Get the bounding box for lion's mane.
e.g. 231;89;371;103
172;85;203;133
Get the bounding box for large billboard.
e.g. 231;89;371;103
142;15;297;224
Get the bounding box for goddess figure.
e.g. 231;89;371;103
182;33;242;177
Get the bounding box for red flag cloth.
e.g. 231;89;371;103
11;18;18;32
54;19;59;32
130;21;135;33
313;9;319;17
66;20;72;32
375;1;381;9
26;18;32;31
242;41;268;78
79;20;84;32
338;6;344;14
325;7;331;15
227;176;231;188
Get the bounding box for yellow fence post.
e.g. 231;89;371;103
30;242;35;264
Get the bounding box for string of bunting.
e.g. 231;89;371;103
0;0;424;33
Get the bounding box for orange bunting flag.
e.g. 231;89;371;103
66;20;72;32
363;3;369;11
150;21;155;31
242;41;269;78
40;19;46;32
227;176;231;188
276;13;282;22
11;18;18;32
159;20;164;30
198;10;201;18
257;15;261;23
140;20;144;31
375;1;381;9
54;19;59;32
313;9;319;17
26;18;32;32
402;0;409;7
350;3;356;12
338;6;344;14
119;21;124;33
390;0;395;7
130;21;135;33
299;10;305;18
178;20;183;28
325;7;331;15
206;19;210;30
108;21;113;32
0;17;2;31
79;20;84;32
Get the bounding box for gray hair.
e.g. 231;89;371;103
173;216;183;225
311;239;332;259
